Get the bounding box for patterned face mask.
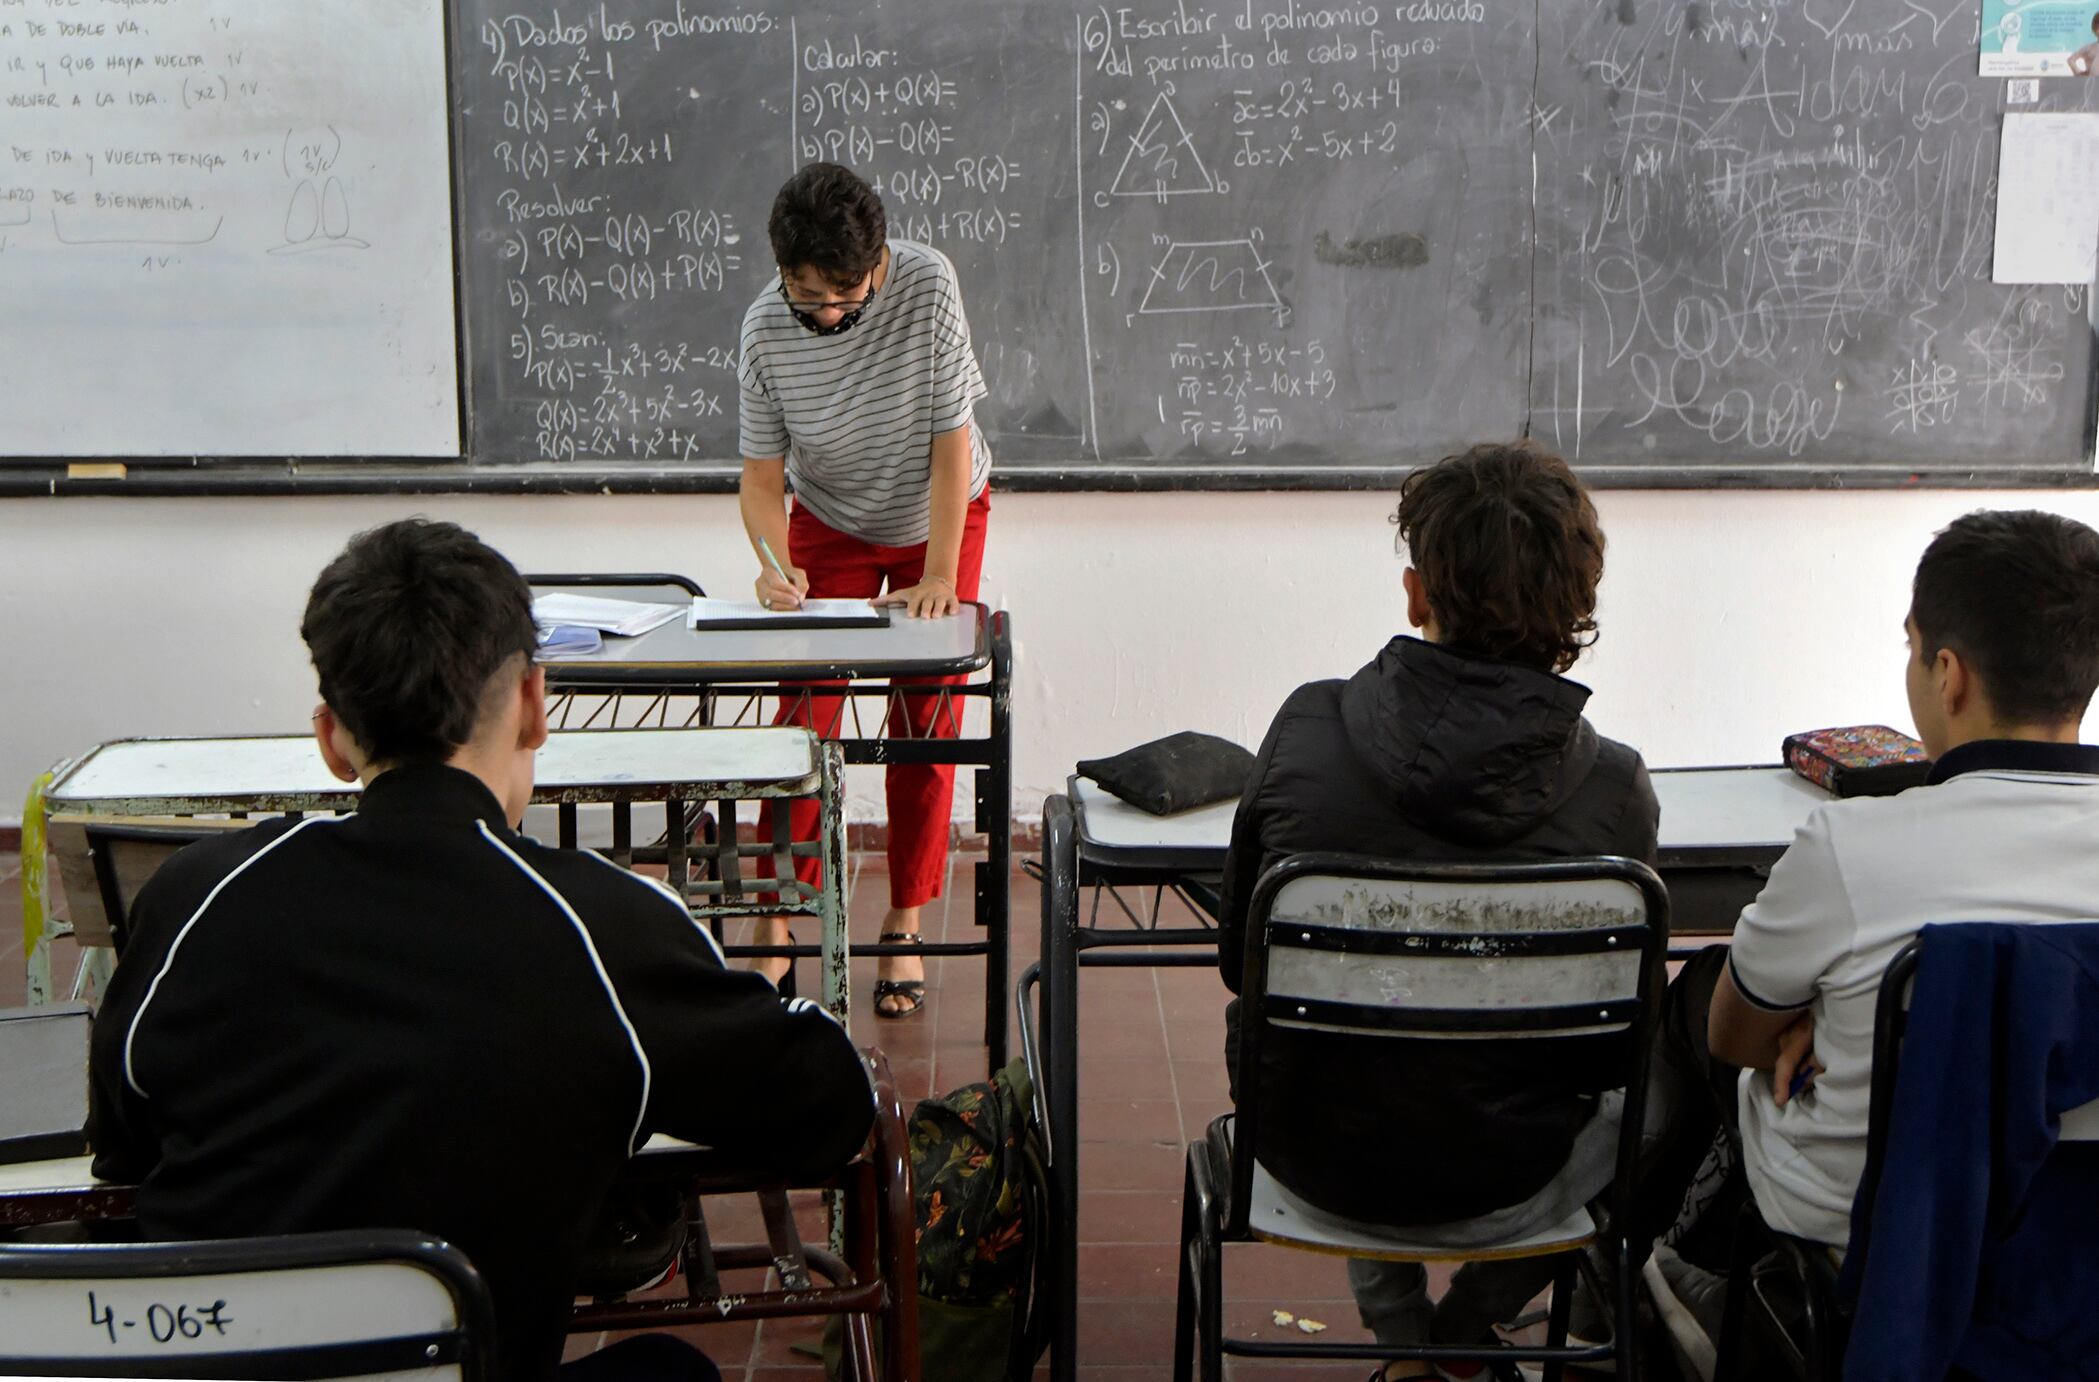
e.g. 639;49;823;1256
779;278;877;336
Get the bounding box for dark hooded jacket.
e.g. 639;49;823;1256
1218;636;1659;1226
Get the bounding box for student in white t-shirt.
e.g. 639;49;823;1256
1638;509;2099;1381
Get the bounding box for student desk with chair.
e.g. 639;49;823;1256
532;577;1018;1067
26;726;852;1024
0;1050;923;1382
1025;763;1834;1382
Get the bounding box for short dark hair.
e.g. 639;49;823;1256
300;519;537;765
1910;510;2099;724
1394;442;1605;673
768;162;886;287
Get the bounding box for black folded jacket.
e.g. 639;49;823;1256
1077;731;1257;816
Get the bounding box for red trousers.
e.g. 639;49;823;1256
760;490;990;910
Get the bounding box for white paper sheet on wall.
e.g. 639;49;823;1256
1993;113;2099;286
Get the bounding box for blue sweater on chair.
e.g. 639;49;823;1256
1841;922;2099;1382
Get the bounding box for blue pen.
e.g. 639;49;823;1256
1786;1063;1816;1102
756;538;797;606
756;537;789;583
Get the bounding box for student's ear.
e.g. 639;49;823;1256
1936;645;1971;722
1402;567;1435;633
518;664;550;752
312;703;362;784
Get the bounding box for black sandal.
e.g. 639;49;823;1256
872;931;926;1020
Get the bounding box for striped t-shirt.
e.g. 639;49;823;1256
739;240;993;547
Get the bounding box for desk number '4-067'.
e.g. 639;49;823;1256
86;1291;234;1345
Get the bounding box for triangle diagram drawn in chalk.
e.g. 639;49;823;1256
1109;92;1218;199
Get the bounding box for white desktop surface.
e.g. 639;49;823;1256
1071;766;1830;859
0;1140;710;1202
48;728;819;812
0;1154;99;1197
1648;766;1831;853
1071;777;1238;856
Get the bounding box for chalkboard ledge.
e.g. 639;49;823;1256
0;459;2094;498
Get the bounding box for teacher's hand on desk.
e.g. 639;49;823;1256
874;575;958;619
756;563;810;611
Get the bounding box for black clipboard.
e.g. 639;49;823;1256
687;605;893;633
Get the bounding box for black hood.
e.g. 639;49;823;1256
1338;636;1600;847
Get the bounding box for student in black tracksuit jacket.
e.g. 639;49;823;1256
90;519;873;1382
1217;444;1658;1382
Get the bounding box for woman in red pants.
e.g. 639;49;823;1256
736;162;993;1018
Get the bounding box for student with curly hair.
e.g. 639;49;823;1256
1216;442;1659;1381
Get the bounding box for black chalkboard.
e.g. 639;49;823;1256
451;0;2098;486
454;0;1092;470
1531;1;2099;475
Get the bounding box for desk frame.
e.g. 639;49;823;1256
0;1050;920;1382
541;607;1017;1067
27;731;852;1026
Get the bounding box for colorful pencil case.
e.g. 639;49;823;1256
1782;725;1933;798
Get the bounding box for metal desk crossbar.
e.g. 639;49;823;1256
536;591;1016;1067
28;728;852;1023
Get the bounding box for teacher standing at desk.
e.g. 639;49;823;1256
737;161;993;1019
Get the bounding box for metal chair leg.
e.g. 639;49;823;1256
1172;1150;1200;1382
1542;1253;1578;1382
843;1310;878;1382
1187;1143;1225;1382
1615;1237;1641;1382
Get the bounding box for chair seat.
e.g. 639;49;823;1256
1246;1159;1598;1262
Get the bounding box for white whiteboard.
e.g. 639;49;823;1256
0;0;458;456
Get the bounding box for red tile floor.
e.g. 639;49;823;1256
2;847;1637;1379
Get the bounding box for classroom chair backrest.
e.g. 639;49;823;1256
525;571;705;602
47;817;235;952
0;1229;496;1380
1234;853;1669;1223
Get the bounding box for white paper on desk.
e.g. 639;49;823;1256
531;594;686;637
1993;114;2099;285
688;597;892;626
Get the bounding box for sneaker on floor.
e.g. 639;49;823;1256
1642;1243;1727;1382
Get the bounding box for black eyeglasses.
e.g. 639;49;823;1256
778;278;878;336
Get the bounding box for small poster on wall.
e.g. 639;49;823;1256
1982;0;2099;76
1993;113;2099;283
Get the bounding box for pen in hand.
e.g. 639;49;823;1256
756;538;802;610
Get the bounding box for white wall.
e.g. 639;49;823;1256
9;486;2099;828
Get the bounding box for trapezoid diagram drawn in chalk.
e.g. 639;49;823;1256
1109;92;1222;200
1137;238;1288;326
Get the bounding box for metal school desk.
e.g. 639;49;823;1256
1031;764;1831;1381
537;588;1016;1066
30;728;849;1022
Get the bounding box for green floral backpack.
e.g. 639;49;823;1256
909;1058;1053;1380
